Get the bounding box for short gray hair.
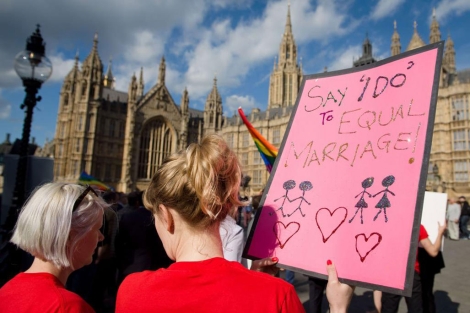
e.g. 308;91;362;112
11;182;106;269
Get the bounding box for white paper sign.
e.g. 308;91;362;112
421;191;447;249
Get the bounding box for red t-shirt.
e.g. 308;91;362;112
0;272;94;313
414;225;429;273
116;257;305;313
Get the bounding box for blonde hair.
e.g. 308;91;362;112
11;182;106;269
144;134;244;229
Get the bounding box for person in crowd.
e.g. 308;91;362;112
307;276;328;313
446;198;461;240
116;134;306;312
90;191;119;311
418;222;447;313
117;190;140;221
0;183;106;312
458;196;470;239
116;191;172;284
116;192;127;212
381;222;446;313
219;212;244;263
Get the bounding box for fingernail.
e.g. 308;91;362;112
272;257;278;262
327;259;332;265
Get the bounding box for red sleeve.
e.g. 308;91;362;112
280;285;306;313
419;225;429;241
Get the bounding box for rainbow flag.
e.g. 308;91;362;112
78;171;112;191
238;107;278;173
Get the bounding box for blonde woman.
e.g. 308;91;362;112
116;134;354;313
0;183;106;313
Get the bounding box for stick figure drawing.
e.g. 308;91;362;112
287;181;312;217
349;177;374;224
271;180;296;217
373;175;396;223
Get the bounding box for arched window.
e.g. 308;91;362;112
138;117;174;179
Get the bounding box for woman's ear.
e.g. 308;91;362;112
158;204;175;234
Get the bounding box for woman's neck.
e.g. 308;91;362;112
174;223;224;262
25;257;73;286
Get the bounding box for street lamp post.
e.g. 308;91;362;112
4;25;52;232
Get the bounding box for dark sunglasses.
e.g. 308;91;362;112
72;186;99;212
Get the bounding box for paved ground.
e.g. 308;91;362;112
289;238;469;313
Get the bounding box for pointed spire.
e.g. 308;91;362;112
158;56;166;86
73;50;79;71
391;20;401;56
406;21;426;51
106;57;113;77
354;33;376;67
82;32;103;81
429;8;441;44
181;86;189;114
128;71;138;101
103;57;115;89
285;2;292;35
207;76;221;102
363;32;372;56
278;2;297;66
93;32;98;51
137;67;145;97
444;33;456;73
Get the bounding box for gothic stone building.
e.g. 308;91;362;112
54;7;470;197
54;35;223;192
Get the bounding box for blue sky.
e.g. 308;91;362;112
0;0;469;147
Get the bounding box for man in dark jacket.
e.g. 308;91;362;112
458;196;470;239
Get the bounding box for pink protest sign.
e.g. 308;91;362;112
244;42;444;296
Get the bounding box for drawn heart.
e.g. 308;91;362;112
273;221;300;249
355;232;382;262
315;207;347;243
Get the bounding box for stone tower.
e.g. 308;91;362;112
204;77;223;134
54;52;80;179
406;21;426;51
267;4;302;109
443;34;456;74
429;8;441;44
353;34;376;67
391;21;401;56
54;34;104;181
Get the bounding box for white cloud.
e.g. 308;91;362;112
123;31;165;64
181;0;356;101
328;45;362;71
225;94;257;116
436;0;470;22
0;0;358;110
370;0;406;20
0;90;12;119
0;0;209;90
48;53;77;83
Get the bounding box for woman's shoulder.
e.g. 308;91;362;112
119;269;165;290
58;289;94;312
225;260;293;289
